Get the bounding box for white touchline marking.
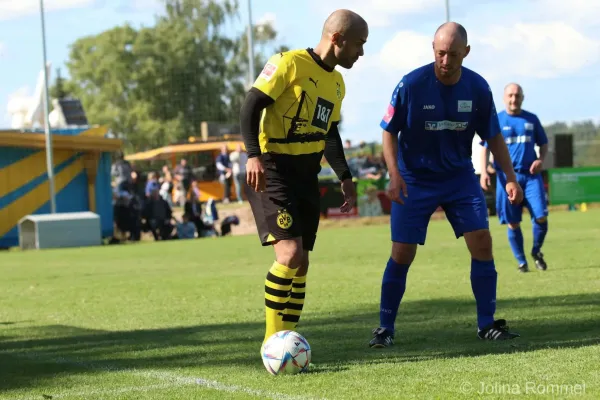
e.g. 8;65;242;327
7;353;327;400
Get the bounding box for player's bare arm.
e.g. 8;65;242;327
530;143;548;175
480;146;491;191
239;88;274;192
324;121;356;212
382;130;407;204
486;134;524;204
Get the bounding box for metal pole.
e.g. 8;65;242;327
40;0;56;213
445;0;450;22
246;0;255;88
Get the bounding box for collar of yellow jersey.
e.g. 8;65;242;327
306;48;334;72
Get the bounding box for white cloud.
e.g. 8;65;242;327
472;22;600;80
373;22;600;81
537;0;600;28
312;0;443;28
336;17;600;142
0;0;95;21
379;31;432;73
335;55;404;140
256;12;277;28
0;42;5;58
4;86;31;128
6;86;31;111
120;0;163;14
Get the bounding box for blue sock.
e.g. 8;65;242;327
507;227;527;265
470;259;497;330
379;258;410;333
532;220;548;255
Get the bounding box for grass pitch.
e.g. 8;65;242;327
1;209;599;399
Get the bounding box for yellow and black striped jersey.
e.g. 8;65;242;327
253;48;346;157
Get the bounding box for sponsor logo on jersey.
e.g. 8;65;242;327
259;62;277;81
383;104;395;124
524;122;534;130
311;97;334;130
505;135;532;144
458;100;472;112
425;120;468;131
423;105;436;110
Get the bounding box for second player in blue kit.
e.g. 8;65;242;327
480;83;549;273
369;22;524;348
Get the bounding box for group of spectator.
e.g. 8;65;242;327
108;139;389;242
110;152;239;243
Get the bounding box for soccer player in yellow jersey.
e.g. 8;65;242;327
239;9;369;347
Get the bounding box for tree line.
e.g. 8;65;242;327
52;0;599;168
52;0;288;152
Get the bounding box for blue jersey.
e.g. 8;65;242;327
380;63;500;183
492;110;548;173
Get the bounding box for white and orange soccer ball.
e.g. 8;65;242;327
261;330;311;375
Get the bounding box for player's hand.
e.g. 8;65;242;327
506;181;524;205
387;173;407;204
480;172;491;191
529;160;543;175
339;178;356;213
246;156;266;192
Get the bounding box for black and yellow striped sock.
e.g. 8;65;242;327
283;275;306;331
264;261;297;344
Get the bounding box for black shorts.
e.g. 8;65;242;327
246;155;321;251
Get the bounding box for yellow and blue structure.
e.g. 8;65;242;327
0;127;122;248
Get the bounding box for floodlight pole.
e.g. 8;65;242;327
40;0;56;213
445;0;450;22
247;0;255;89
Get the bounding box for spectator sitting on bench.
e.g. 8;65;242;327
184;182;217;237
112;187;142;242
175;213;197;239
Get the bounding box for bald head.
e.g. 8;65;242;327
432;22;470;84
504;82;524;114
322;9;367;38
504;82;523;95
316;9;368;69
434;22;468;46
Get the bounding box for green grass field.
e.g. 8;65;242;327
1;210;599;399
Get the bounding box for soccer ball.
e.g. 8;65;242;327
261;330;311;375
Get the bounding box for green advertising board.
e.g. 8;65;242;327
548;166;600;205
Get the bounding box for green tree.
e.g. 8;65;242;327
224;18;290;118
55;0;288;152
49;68;69;100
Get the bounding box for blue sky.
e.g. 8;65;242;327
1;0;599;144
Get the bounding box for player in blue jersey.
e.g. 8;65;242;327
369;22;524;348
480;83;549;273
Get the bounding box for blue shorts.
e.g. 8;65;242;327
496;172;548;225
391;172;489;245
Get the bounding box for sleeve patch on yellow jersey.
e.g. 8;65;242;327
259;62;278;81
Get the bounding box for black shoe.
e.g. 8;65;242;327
532;252;547;271
369;327;394;348
477;319;520;340
518;263;529;273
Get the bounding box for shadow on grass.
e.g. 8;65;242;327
1;293;599;392
0;321;34;326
